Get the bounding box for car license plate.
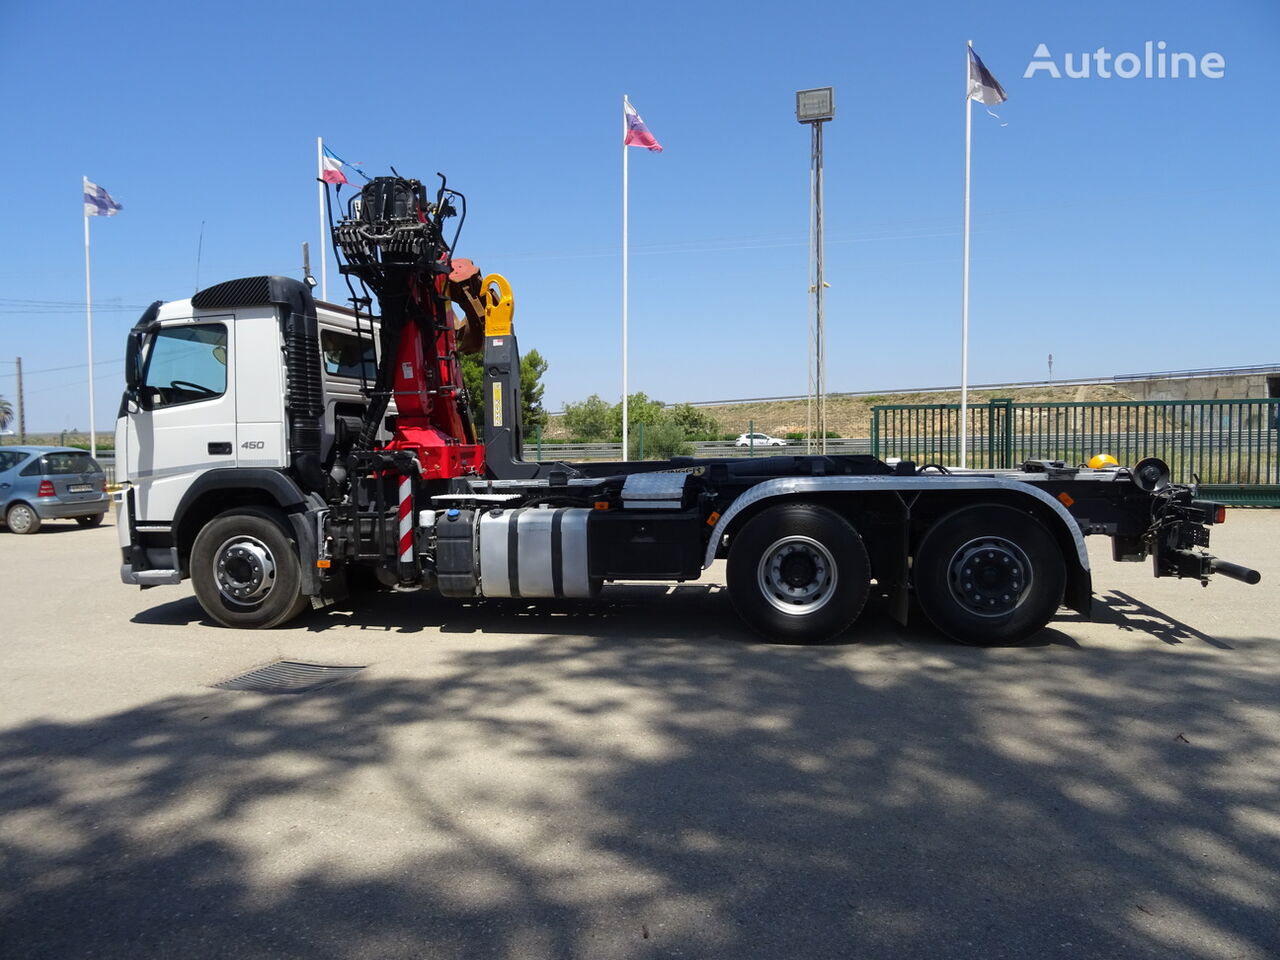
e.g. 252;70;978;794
69;483;93;493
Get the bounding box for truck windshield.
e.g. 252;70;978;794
141;324;227;407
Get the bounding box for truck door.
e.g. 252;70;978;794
127;318;236;522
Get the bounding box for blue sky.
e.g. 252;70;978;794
0;0;1276;431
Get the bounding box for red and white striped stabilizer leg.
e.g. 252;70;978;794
398;474;415;570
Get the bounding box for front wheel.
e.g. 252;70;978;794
727;502;871;643
190;507;309;629
76;513;105;528
6;503;42;534
913;504;1066;645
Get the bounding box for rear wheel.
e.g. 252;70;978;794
190;507;309;629
913;504;1065;645
727;502;871;643
76;513;105;528
6;503;41;535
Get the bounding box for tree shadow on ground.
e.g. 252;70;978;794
3;595;1277;959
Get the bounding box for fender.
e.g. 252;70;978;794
706;475;1093;617
173;468;308;525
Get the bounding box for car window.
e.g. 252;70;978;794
44;452;102;475
321;330;377;380
19;457;44;477
142;323;227;408
0;451;25;471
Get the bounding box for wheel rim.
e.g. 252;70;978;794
756;535;838;615
212;535;277;606
947;536;1033;618
9;506;34;533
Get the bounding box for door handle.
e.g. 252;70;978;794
208;442;233;455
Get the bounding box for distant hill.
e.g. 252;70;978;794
3;384;1139;451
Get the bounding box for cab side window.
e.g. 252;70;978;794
141;324;228;409
321;330;377;380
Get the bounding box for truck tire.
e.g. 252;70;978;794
6;503;42;534
727;502;871;643
190;507;309;629
913;504;1065;645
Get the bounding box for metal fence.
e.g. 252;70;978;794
871;399;1280;505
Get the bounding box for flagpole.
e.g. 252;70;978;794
84;202;96;460
960;41;973;470
317;137;328;302
621;95;630;460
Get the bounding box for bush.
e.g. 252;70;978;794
665;403;721;441
630;418;693;459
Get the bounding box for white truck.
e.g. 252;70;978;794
114;174;1259;643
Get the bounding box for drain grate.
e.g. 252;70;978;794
213;660;366;694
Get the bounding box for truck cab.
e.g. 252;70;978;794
115;276;380;588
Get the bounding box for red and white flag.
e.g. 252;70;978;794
320;149;349;185
623;99;663;152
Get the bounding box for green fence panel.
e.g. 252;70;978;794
871;399;1280;503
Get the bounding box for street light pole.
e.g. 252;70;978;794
797;87;835;455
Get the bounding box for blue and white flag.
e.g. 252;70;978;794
83;177;122;217
967;47;1008;106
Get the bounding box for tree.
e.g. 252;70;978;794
0;396;12;433
520;349;548;431
561;394;612;441
608;392;666;440
459;352;483;427
665;403;721;441
458;349;549;432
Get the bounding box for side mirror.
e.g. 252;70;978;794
125;331;144;393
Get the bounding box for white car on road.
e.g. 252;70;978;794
735;432;787;447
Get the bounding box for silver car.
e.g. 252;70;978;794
0;447;110;534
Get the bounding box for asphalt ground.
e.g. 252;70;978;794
0;510;1277;960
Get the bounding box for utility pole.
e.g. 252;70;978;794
15;356;24;442
1047;353;1054;383
797;87;835;454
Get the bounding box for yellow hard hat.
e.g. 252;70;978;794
1088;454;1120;470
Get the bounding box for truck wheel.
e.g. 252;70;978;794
190;507;309;629
6;503;42;534
913;504;1065;645
727;502;871;643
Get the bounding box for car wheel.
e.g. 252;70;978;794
190;507;309;629
75;513;105;528
727;502;871;643
913;504;1065;645
6;503;42;535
